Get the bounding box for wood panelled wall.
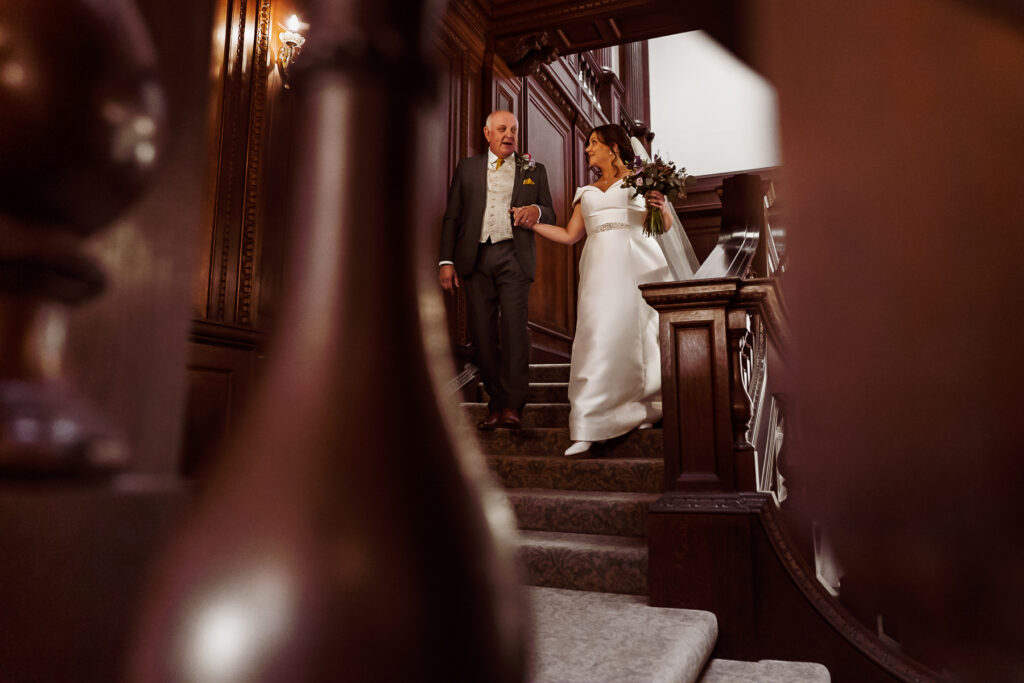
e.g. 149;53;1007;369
183;0;743;472
183;0;299;477
435;2;653;363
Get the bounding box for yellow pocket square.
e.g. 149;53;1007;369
522;178;535;185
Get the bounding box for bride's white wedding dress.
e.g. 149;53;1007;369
568;179;675;442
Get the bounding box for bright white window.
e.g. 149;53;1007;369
649;31;780;175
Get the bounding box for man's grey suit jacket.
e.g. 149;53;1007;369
439;153;556;280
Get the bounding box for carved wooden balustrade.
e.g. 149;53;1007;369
642;174;787;497
640;175;937;682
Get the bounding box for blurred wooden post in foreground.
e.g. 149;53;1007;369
0;0;212;679
646;2;1024;680
760;1;1024;678
129;0;528;680
0;0;164;474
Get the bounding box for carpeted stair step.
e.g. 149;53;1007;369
528;586;717;683
462;403;570;429
529;363;571;383
478;382;569;404
507;488;658;537
488;454;663;493
473;427;662;458
698;658;831;682
517;530;648;594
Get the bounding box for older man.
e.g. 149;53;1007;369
439;110;555;429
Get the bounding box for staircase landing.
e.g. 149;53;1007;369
528;586;716;683
528;587;830;683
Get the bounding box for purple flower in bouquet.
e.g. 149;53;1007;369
626;154;689;236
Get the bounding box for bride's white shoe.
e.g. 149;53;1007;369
564;441;593;458
638;422;654;430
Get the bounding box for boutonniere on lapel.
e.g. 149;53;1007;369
516;152;537;184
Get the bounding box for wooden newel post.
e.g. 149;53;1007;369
641;279;744;492
642;277;781;651
0;0;164;475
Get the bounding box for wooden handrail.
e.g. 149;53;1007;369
694;173;781;281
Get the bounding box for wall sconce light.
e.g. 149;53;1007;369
278;14;307;90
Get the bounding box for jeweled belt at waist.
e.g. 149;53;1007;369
591;221;630;234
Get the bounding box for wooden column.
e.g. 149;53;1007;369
643;279;743;492
0;0;214;678
129;0;528;680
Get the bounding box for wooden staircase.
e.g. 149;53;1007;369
463;363;831;682
467;363;660;595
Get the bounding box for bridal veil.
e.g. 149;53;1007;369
630;137;700;281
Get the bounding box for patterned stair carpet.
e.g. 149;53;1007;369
527;586;716;683
467;364;830;682
525;587;830;683
468;363;658;595
698;658;830;682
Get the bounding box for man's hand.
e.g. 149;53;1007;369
439;264;461;293
511;205;541;229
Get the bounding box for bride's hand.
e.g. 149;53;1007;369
647;190;666;209
646;190;673;230
511;205;539;229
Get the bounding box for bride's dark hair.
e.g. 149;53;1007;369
590;124;635;166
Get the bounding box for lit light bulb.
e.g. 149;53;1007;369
285;14;301;32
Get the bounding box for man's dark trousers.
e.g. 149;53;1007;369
463;238;530;413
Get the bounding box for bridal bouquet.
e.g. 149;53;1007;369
625;155;688;237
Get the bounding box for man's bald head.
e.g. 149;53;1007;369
483;110;518;159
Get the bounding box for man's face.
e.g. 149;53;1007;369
484;112;518;159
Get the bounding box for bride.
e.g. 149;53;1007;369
520;124;698;458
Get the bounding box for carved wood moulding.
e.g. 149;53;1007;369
447;0;751;76
744;315;768;445
492;0;653;26
437;18;469;53
732;279;792;360
642;277;790;351
495;32;560;76
727;312;754;454
756;500;939;682
650;491;772;514
531;67;583;126
204;0;278;330
450;0;488;37
759;396;785;498
441;1;487;57
488;0;726;56
237;0;273;326
640;278;739;309
214;0;252;323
